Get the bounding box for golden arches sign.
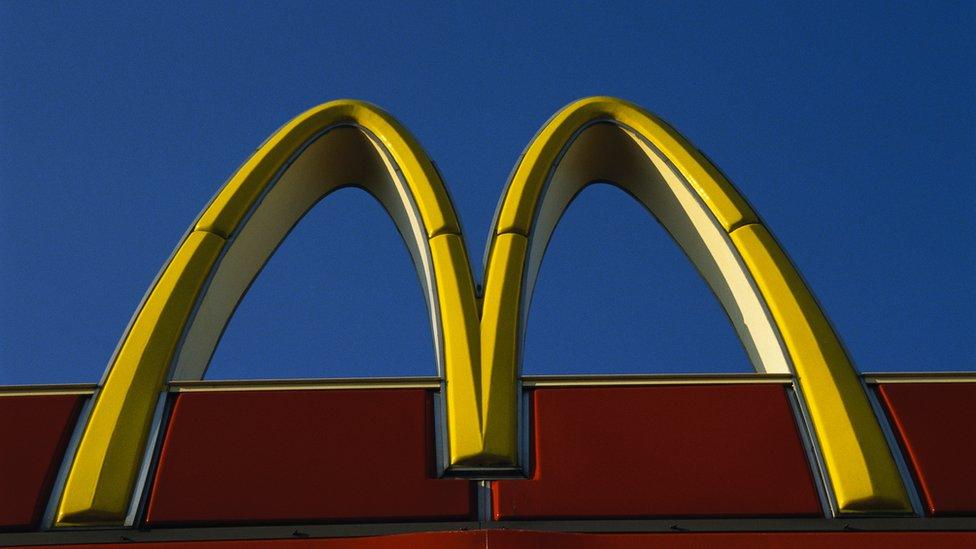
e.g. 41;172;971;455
56;97;910;526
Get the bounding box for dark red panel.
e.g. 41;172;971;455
876;382;976;515
20;531;484;548
494;385;821;519
0;394;84;530
491;530;976;548
18;530;976;548
146;389;474;525
484;530;976;548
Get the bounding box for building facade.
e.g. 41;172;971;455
2;98;973;547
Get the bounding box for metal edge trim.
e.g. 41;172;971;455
167;378;443;392
521;374;793;387
40;395;97;529
5;518;976;546
485;517;976;532
863;373;976;384
123;392;172;527
0;384;98;397
863;383;927;516
788;380;840;517
785;385;833;518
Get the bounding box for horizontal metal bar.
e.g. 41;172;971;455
4;517;975;546
7;372;972;396
0;522;479;547
168;377;443;392
488;517;976;532
0;383;97;397
862;372;976;384
522;373;794;387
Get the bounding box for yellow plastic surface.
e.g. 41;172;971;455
495;96;758;236
195;100;460;239
479;233;526;463
428;234;483;464
57;231;224;525
730;223;911;513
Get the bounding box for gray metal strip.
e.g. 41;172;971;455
0;522;480;547
39;394;96;530
864;381;926;516
486;517;976;532
785;385;832;518
522;373;792;387
124;392;173;527
5;517;975;546
788;380;840;517
863;372;976;384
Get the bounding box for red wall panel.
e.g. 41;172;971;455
0;394;84;530
146;389;474;525
19;531;483;549
876;382;976;515
484;530;976;548
493;385;821;519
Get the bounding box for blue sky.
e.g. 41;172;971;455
0;2;973;384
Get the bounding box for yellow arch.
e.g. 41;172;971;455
56;97;910;526
481;97;910;513
56;100;483;525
